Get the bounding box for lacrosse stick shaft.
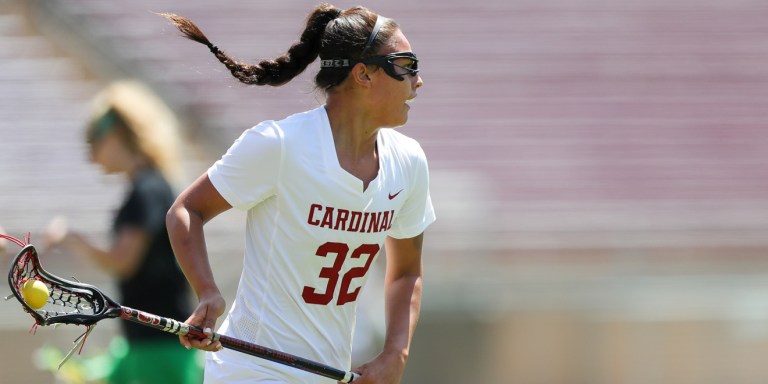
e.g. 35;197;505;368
118;306;358;383
4;241;356;382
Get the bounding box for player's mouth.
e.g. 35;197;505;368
405;94;417;107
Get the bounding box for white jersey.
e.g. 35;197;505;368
206;106;435;383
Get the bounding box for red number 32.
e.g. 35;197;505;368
302;242;379;305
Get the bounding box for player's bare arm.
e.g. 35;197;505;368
352;233;424;384
44;218;150;280
166;173;232;351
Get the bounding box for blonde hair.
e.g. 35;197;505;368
86;80;182;184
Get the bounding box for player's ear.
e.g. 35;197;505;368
350;63;372;88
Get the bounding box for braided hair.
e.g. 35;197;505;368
160;3;398;89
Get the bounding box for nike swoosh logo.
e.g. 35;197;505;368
388;189;403;200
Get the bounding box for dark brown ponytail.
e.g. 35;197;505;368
160;3;341;86
160;3;396;89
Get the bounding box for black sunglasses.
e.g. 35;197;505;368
320;51;419;82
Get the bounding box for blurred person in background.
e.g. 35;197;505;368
162;3;434;384
45;80;202;384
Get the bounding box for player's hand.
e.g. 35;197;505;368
181;292;226;352
43;216;69;250
345;349;407;384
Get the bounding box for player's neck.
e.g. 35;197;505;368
124;155;151;182
324;103;378;159
324;103;379;190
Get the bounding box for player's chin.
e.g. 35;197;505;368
396;103;411;125
382;115;408;129
382;104;411;128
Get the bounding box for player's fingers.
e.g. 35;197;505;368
338;371;364;384
43;216;68;248
345;365;370;383
199;327;214;347
186;332;213;350
179;335;192;349
202;327;224;351
180;310;209;349
185;327;220;352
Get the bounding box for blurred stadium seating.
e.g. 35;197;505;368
2;0;768;383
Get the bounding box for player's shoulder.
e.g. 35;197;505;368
276;107;325;132
133;168;173;197
244;107;323;147
380;128;428;161
241;107;321;135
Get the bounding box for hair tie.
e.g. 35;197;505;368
209;44;220;54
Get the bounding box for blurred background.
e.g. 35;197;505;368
2;0;768;383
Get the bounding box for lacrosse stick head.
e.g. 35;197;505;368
8;244;120;326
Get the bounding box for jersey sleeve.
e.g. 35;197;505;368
388;143;436;239
208;122;283;211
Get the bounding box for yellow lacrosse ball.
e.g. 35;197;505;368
21;280;49;310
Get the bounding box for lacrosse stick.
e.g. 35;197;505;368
3;235;358;383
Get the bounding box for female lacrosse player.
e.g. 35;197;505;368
45;81;202;384
164;3;433;384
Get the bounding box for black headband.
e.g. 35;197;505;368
361;16;385;56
